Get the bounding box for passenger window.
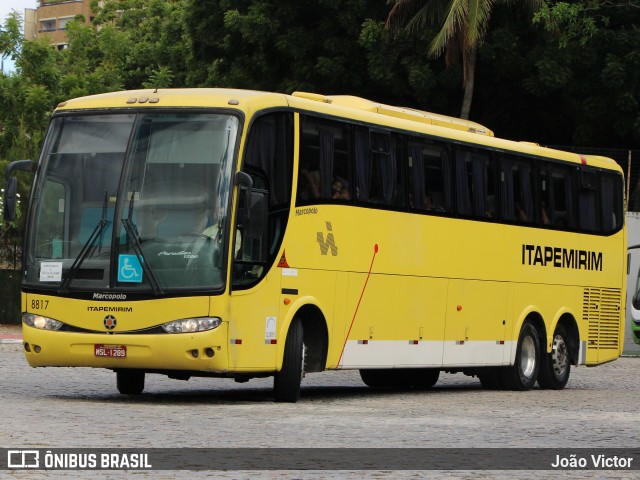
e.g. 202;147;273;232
455;147;496;218
297;116;352;204
579;169;599;232
500;156;535;224
356;129;405;207
245;113;294;208
601;172;623;233
408;139;451;212
540;163;576;228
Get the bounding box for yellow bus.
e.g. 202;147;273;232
4;89;626;402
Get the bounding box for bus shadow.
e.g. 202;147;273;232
48;381;487;405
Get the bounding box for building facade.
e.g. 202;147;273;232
24;0;97;49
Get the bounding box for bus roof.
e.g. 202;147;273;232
54;88;622;173
290;92;494;137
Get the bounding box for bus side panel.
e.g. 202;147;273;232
442;279;508;367
336;273;446;369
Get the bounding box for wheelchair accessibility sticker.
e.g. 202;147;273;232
118;255;143;283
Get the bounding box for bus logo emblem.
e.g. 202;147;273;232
317;221;338;256
104;315;117;330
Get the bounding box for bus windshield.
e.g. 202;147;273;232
24;112;239;294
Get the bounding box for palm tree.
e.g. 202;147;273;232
386;0;543;119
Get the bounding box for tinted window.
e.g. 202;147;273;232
408;138;451;212
356;129;405;207
455;147;497;218
500;155;535;224
297;116;352;204
540;163;576;228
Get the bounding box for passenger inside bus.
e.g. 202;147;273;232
299;169;320;200
332;177;350;200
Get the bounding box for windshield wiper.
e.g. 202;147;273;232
121;190;163;295
60;191;110;293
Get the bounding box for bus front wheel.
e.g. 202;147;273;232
499;321;540;391
273;319;304;403
537;325;571;390
116;370;145;395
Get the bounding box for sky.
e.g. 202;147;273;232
1;0;39;73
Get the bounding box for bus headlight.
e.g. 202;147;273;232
162;317;222;333
23;313;63;331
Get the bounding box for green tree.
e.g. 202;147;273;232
0;11;22;74
184;0;390;96
386;0;543;119
92;0;190;89
522;1;640;147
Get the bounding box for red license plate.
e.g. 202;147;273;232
95;344;127;358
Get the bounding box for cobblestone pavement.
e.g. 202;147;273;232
0;328;638;480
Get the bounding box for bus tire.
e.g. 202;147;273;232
116;370;145;394
499;321;540;391
537;325;571;390
273;319;304;403
411;368;440;389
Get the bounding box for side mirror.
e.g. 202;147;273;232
4;159;36;221
3;176;17;221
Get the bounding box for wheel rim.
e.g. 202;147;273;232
551;334;568;377
520;335;536;379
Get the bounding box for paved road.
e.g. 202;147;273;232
0;340;638;479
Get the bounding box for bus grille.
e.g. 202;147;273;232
583;287;621;350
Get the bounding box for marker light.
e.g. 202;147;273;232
162;317;222;334
23;313;63;331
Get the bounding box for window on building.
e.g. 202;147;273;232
40;19;56;33
57;17;74;30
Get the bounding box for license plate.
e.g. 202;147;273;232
95;344;127;358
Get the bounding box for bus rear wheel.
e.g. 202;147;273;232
116;370;145;395
273;319;304;403
537;325;571;390
499;321;540;391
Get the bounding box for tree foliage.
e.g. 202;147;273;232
0;0;639;178
386;0;544;119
